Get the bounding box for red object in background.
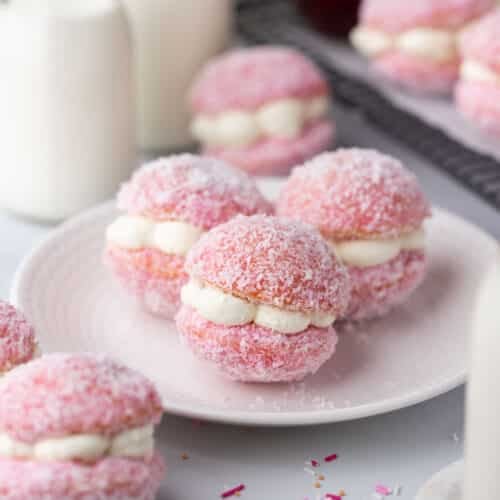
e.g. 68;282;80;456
298;0;361;38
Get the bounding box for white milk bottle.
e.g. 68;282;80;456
0;0;136;221
463;253;500;498
121;0;232;151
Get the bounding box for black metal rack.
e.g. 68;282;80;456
236;0;500;211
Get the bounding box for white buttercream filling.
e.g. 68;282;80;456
350;26;457;63
330;228;425;267
0;424;154;462
460;59;500;85
106;215;204;257
190;95;330;148
181;280;336;334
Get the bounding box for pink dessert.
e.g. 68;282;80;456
277;148;431;320
0;353;165;499
0;301;37;374
176;215;351;382
189;47;335;175
350;0;495;94
104;154;272;319
455;8;500;137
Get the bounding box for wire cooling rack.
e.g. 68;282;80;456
236;0;500;211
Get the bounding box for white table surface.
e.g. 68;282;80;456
1;104;498;500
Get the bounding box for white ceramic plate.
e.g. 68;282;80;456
10;180;498;426
416;461;462;500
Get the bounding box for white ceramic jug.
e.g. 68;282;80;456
0;0;136;221
463;252;500;499
121;0;232;151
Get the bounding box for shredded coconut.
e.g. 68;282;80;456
190;47;328;114
117;154;272;229
186;215;351;315
0;353;163;443
361;0;494;33
277;148;430;239
0;301;36;372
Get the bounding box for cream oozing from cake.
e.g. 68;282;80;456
181;279;336;334
460;59;500;85
106;215;203;256
190;95;329;148
0;424;154;462
329;228;425;267
350;26;458;62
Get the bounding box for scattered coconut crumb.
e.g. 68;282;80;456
304;467;316;476
304;454;348;499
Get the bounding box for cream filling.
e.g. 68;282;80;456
330;228;425;268
350;26;457;63
106;215;203;257
181;280;335;334
460;59;500;85
190;95;330;148
0;425;154;462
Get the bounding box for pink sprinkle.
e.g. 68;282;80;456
221;484;245;498
325;495;342;500
311;459;320;467
324;454;338;462
375;484;392;496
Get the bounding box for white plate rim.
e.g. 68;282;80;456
416;460;463;500
10;202;492;426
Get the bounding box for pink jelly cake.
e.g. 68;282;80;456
189;47;335;175
277;148;431;320
0;353;165;499
351;0;494;94
105;154;272;319
176;215;351;382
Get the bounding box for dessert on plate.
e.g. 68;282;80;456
105;154;272;319
455;8;500;137
176;215;351;382
350;0;494;94
277;148;431;320
0;353;165;499
189;46;335;175
0;301;38;375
